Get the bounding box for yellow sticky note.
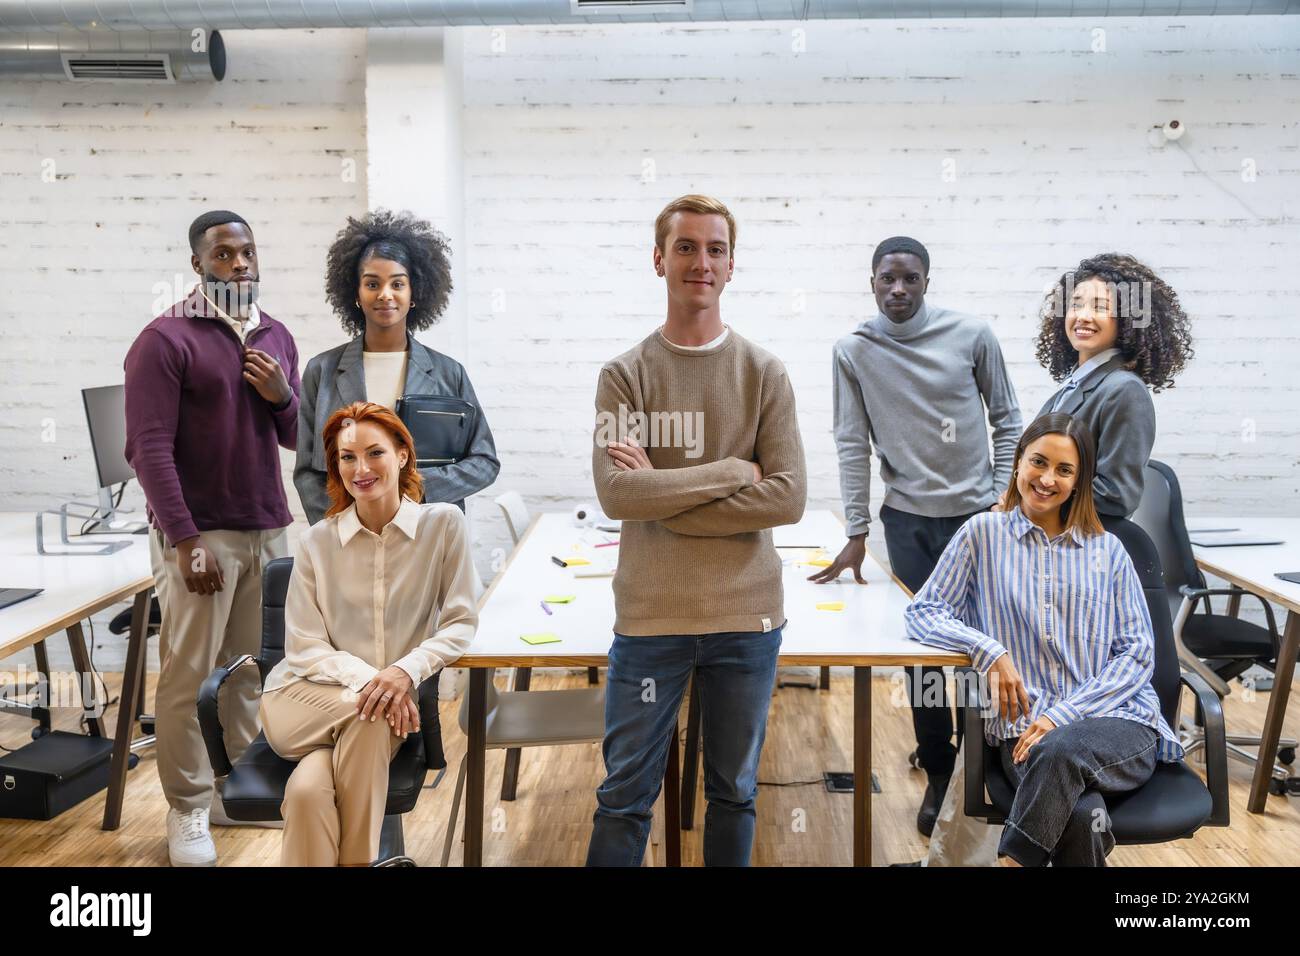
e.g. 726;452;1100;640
804;559;833;568
543;595;576;604
816;602;845;612
565;558;591;567
520;632;562;645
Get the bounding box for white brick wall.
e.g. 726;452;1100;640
4;17;1299;674
1;28;370;670
458;17;1300;566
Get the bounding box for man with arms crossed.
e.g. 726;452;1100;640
811;237;1022;842
587;195;807;866
125;210;300;866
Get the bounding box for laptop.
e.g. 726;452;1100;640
0;588;43;611
1189;532;1285;548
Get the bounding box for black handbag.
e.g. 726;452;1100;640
395;394;477;467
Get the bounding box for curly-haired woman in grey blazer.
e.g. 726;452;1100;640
1033;253;1194;520
294;210;500;525
915;253;1196;870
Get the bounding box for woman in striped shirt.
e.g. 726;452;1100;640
906;412;1182;867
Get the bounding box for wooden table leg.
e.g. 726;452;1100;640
65;621;106;738
1248;609;1299;813
464;668;488;866
679;678;701;830
102;588;150;830
820;666;831;690
32;640;52;733
664;723;681;867
500;666;531;801
853;665;872;867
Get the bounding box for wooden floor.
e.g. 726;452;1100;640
1;668;1297;866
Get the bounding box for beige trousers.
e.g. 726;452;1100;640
150;526;289;813
259;679;405;866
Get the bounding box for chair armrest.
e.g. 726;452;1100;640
1179;585;1280;635
197;655;261;778
1179;670;1231;828
417;671;446;771
957;668;1000;821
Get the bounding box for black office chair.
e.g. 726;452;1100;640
962;518;1229;859
197;556;447;865
1131;460;1298;793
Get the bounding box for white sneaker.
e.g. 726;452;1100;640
167;808;217;867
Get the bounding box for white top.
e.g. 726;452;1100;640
196;286;261;343
264;498;480;694
658;325;729;351
362;349;409;410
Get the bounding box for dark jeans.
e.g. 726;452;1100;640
879;503;984;779
585;628;782;867
998;717;1158;867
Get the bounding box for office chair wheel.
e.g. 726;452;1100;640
140;720;155;735
1277;747;1295;766
31;726;49;740
1269;777;1289;796
907;749;922;770
1288;778;1300;797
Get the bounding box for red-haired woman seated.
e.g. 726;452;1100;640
260;401;479;866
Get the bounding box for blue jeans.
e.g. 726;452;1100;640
998;716;1158;867
585;628;782;867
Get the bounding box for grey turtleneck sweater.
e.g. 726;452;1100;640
831;302;1022;536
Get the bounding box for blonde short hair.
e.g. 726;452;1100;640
654;194;736;254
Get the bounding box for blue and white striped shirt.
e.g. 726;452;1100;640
906;508;1183;762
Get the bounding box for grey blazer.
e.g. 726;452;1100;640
294;332;500;524
1036;355;1155;519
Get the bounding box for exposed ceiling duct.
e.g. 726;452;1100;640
0;28;224;81
0;0;1293;81
0;0;1295;32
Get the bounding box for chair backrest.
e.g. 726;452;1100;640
260;556;295;674
1105;518;1183;730
495;491;531;545
1130;460;1207;619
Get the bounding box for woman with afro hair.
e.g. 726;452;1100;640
1031;253;1193;521
294;210;499;524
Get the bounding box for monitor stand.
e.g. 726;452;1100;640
34;490;146;556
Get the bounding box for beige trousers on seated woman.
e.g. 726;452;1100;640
259;679;405;866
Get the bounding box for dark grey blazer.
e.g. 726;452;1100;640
294;332;500;524
1036;355;1155;519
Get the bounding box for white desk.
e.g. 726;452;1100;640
0;512;154;829
462;509;966;866
1191;516;1300;813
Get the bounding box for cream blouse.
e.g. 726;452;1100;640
264;497;479;694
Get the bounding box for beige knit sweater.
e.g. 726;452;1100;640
592;329;807;636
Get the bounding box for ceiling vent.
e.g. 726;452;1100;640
571;0;694;13
62;52;173;82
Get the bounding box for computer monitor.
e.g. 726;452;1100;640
32;385;141;552
81;384;134;490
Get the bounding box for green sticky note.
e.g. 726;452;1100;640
543;594;577;604
520;632;562;646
